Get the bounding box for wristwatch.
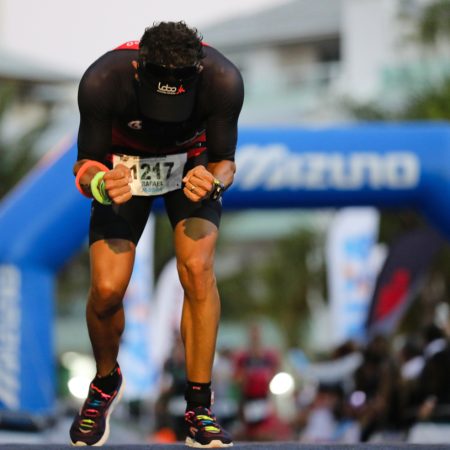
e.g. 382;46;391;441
210;179;226;200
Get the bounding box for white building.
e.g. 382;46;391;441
202;0;450;124
1;0;447;131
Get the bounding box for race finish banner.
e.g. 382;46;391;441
366;227;445;337
229;124;450;240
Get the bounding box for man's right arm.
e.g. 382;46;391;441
73;159;102;197
74;159;132;205
75;69;132;204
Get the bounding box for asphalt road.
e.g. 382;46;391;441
1;444;450;449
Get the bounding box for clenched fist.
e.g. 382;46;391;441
102;164;133;204
183;166;215;202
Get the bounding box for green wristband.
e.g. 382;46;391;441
90;171;112;205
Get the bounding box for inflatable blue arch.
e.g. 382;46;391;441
0;123;449;419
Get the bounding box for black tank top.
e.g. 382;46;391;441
77;42;244;162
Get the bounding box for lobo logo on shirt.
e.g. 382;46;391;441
157;82;186;95
113;153;187;196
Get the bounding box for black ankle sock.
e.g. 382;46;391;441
93;363;121;394
185;380;212;411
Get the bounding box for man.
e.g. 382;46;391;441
408;324;450;440
233;323;284;441
70;21;244;447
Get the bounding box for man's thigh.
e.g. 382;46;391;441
89;196;153;245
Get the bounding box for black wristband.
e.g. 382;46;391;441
210;179;225;201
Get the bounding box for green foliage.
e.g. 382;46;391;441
418;0;450;44
402;77;450;119
346;76;450;121
219;228;326;348
154;214;176;279
345;101;395;122
0;82;18;116
0;81;50;199
57;249;90;315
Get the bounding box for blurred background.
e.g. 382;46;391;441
1;0;450;445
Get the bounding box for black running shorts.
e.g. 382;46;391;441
89;191;222;245
88;153;222;246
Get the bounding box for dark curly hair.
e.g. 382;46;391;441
139;21;204;67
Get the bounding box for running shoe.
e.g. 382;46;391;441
69;371;124;446
185;406;233;448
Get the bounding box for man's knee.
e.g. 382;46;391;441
178;255;214;290
89;279;125;318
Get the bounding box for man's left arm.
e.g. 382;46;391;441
183;66;244;202
207;160;236;189
183;161;235;202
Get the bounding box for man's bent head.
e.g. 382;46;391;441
136;21;205;122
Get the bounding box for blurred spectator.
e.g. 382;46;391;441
347;335;399;442
291;341;363;443
150;333;186;442
234;323;280;400
232;322;293;440
407;323;450;443
297;382;358;443
394;335;425;430
211;347;239;429
399;336;425;383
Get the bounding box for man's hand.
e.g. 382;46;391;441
103;164;132;204
183;166;216;202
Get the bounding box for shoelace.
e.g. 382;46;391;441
187;411;221;433
78;386;112;432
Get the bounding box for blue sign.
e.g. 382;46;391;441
228;124;450;238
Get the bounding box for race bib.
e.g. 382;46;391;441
113;153;187;196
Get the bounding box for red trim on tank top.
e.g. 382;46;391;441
114;41;140;50
111;128;207;158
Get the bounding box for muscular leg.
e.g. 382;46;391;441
174;217;220;383
87;238;135;376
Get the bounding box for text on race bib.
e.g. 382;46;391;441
113;153;187;196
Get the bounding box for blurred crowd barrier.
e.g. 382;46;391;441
146;322;450;444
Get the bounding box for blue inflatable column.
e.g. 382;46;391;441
0;139;90;420
0;265;54;414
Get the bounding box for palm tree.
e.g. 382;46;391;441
218;228;326;349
